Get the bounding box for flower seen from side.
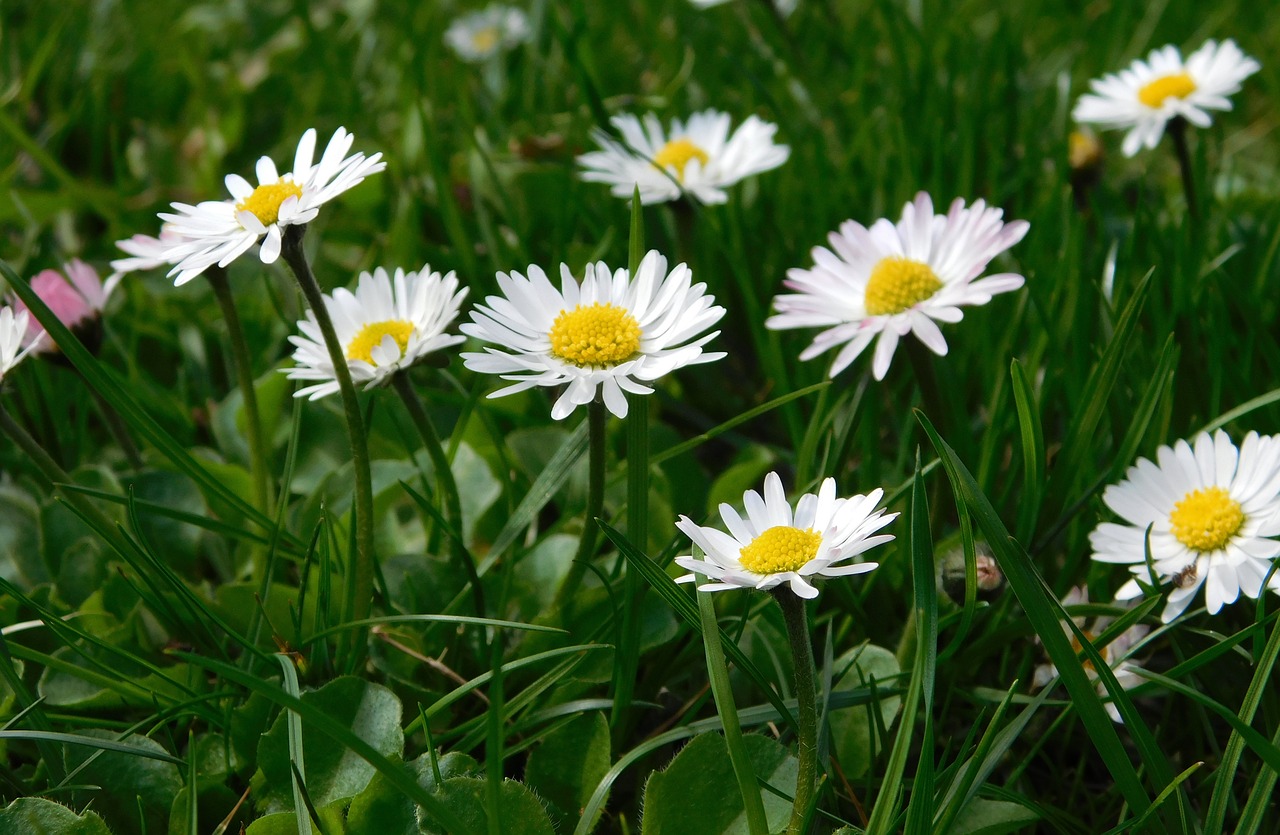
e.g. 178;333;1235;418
159;127;385;285
577;110;790;205
1032;587;1150;723
1089;429;1280;622
1072;39;1260;157
284;265;468;400
461;250;725;419
10;260;120;355
0;307;41;383
767;192;1029;380
109;227;189;282
445;4;531;62
674;471;896;599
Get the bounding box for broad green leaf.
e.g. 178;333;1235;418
951;797;1038;835
828;644;901;778
130;470;208;571
525;712;611;827
348;752;479;835
0;484;45;586
245;803;345;835
0;797;112;834
417;777;556;835
65;730;183;835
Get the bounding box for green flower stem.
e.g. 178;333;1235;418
87;382;144;471
207;265;274;518
554;397;607;615
1167;117;1199;221
279;226;375;663
391;370;465;558
612;390;648;732
775;588;819;835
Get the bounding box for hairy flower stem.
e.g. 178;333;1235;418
775;588;819;835
392;371;465;560
207;267;274;547
280;226;375;666
554;398;607;618
1168;118;1199;222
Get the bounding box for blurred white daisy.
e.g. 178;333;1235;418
461;250;724;420
0;307;41;383
1090;430;1280;622
1032;587;1150;723
1072;39;1260;157
285;265;468;400
159;127;385;285
109;227;188;281
11;260;120;354
674;471;896;599
577;110;790;205
766;192;1029;380
689;0;798;15
445;5;531;63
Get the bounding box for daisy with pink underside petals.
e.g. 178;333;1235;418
11;260;120;354
108;227;189;282
158;127;385;286
1090;430;1280;623
766;192;1029;381
675;472;897;599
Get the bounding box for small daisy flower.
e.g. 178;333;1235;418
158;127;385;285
1072;39;1260;157
109;227;188;281
444;4;532;63
577;110;790;205
674;472;896;599
284;265;468;400
11;260;120;355
0;307;42;383
1032;587;1150;723
1090;429;1280;622
461;250;725;420
767;192;1029;380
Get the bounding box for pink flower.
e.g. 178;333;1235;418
12;260;120;353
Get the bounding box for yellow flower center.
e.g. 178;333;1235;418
346;320;414;365
1137;72;1197;109
548;303;642;367
471;26;500;53
653;138;710;182
1169;486;1244;552
1071;630;1099;673
236;179;304;226
738;526;823;575
864;257;943;316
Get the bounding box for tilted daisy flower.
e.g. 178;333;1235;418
109;227;188;281
158;127;385;285
1090;430;1280;622
1032;587;1150;723
11;260;120;355
674;471;896;599
577;110;790;205
1072;39;1260;157
0;307;42;383
461;250;724;420
284;265;468;400
444;4;531;63
767;192;1029;380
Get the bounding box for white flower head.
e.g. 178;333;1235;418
109;226;189;281
284;265;468;400
1072;39;1260;157
1090;429;1280;623
159;127;385;285
0;307;42;383
675;472;896;599
689;0;799;15
767;192;1029;380
461;250;725;420
1032;587;1150;723
577;110;790;206
445;5;532;62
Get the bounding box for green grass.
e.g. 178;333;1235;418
2;0;1280;833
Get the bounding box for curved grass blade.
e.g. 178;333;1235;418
275;654;313;835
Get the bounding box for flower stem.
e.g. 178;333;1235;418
775;588;819;835
1167;117;1199;222
279;226;375;665
207;266;275;522
87;383;144;471
391;370;465;557
612;390;648;733
554;397;607;616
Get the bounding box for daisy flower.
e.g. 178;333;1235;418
576;110;790;205
674;472;896;599
444;4;532;63
766;192;1029;380
11;260;120;355
284;265;468;400
1090;430;1280;622
689;0;799;15
108;227;188;281
158;127;385;286
1072;39;1260;157
0;307;42;383
460;250;725;420
1032;587;1150;723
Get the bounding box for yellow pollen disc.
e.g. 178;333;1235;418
1071;630;1099;672
1137;72;1197;108
236;179;304;226
653;138;710;182
471;26;499;52
1169;486;1244;552
738;526;823;575
548;303;642;367
864;257;943;316
346;320;414;365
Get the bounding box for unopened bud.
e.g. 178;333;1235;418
941;542;1004;602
